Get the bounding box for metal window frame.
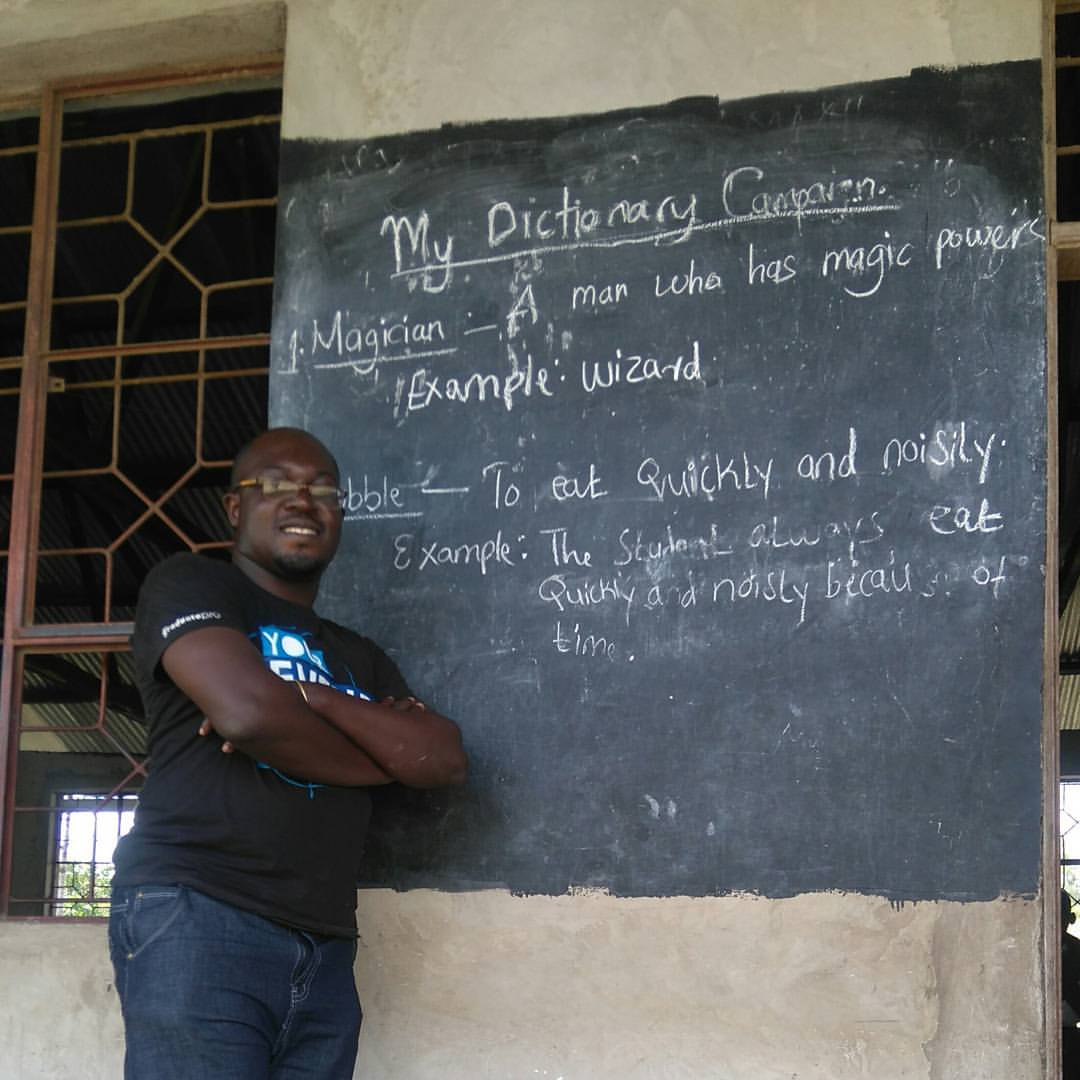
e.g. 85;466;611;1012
0;56;282;918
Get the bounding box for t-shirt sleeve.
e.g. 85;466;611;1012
132;554;248;685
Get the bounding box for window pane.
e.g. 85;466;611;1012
9;651;145;917
1061;14;1080;60
30;84;278;625
0;364;19;620
1061;67;1080;149
4;80;279;922
1060;155;1080;223
0;109;37;360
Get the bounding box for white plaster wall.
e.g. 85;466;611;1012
0;1;1050;1077
351;890;1043;1080
0;0;284;101
0;892;1043;1079
280;0;1040;139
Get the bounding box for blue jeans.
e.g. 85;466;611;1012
109;885;361;1079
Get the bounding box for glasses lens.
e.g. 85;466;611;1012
254;478;341;503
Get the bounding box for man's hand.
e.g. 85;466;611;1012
198;717;234;753
309;684;467;789
381;696;426;711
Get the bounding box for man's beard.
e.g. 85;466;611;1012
272;551;327;580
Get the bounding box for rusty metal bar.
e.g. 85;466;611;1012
45;332;269;362
61;113;280;156
14;626;132;646
50;56;283;103
0;84;61;909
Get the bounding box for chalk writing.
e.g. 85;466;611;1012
552;620;617;660
820;233;913;298
637;452;774;502
581;342;704;392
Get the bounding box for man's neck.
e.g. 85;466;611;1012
231;551;320;608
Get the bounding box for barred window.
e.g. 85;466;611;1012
0;68;280;917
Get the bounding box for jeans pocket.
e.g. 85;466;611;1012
107;895;132;969
122;886;186;961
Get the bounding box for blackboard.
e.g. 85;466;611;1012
271;61;1046;901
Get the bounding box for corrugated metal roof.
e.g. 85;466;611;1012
1062;581;1080;730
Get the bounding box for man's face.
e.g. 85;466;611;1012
224;431;343;583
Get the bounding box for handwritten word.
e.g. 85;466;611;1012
643;573;699;610
748;243;796;285
709;567;809;626
748;512;884;563
825;553;912;600
488;187;697;248
614;523;733;566
380;212;453;293
572;280;629;310
307;309;447;367
342;474;404;515
392;531;515;575
552;620;617;660
796;427;857;481
540;527;592;567
288;312;448;374
721;165;882;222
581;341;703;393
927;499;1004;535
482;461;521;509
637;452;774;502
881;422;998;485
551;464;607;501
972;556;1008;598
933;218;1043;271
538;573;637;626
655;258;724;297
395;354;554;417
506;283;538;338
821;233;913;298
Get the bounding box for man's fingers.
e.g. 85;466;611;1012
199;717;234;752
381;696;427;712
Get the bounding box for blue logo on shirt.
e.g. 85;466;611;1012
254;625;372;701
250;625;373;795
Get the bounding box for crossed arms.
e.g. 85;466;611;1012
162;626;467;789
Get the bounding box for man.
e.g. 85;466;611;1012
109;427;467;1079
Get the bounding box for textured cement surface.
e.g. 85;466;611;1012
280;0;1040;139
0;891;1042;1079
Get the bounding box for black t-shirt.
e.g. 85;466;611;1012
113;553;410;937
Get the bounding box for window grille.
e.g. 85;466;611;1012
0;66;281;916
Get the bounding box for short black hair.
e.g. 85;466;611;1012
230;428;340;488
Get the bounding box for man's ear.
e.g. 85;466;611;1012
223;491;240;529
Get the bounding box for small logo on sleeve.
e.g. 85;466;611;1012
160;610;223;639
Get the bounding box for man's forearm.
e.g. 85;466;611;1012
227;716;394;787
301;683;467;788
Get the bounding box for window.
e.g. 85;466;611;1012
0;66;281;916
1063;780;1080;930
51;791;137;917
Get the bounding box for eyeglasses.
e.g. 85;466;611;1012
232;477;345;506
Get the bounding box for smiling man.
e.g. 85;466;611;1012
109;427;467;1080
